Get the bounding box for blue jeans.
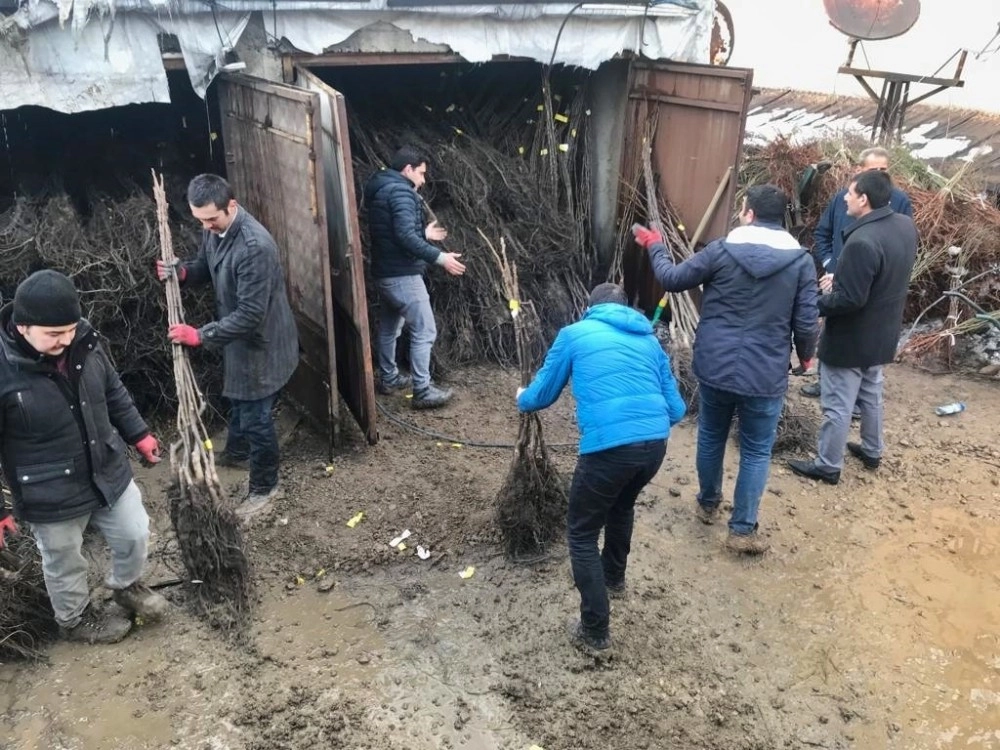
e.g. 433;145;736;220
376;275;437;392
567;439;666;639
224;392;280;493
696;383;783;535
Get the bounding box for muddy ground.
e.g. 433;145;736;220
2;363;999;750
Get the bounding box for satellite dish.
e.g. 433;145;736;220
823;0;921;41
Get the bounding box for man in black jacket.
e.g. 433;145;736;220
365;147;466;409
635;185;818;553
0;270;167;644
159;174;299;518
788;170;917;484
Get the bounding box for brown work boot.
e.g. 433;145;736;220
725;531;770;555
60;605;133;644
113;582;169;622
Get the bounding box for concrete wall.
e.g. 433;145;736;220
588;60;630;267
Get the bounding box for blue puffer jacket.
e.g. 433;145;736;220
649;223;819;399
364;169;441;279
517;303;686;455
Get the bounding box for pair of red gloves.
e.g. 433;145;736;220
155;260;201;347
0;434;160;549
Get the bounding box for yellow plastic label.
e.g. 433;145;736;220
459;566;476;579
558;143;569;153
554;113;569;123
539;148;549;156
346;512;364;528
203;438;213;451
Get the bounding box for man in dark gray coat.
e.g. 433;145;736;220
634;185;818;554
788;169;917;484
0;270;168;644
160;174;299;517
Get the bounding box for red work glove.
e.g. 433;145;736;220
156;259;186;283
0;514;18;548
168;324;201;347
134;434;161;464
633;225;663;249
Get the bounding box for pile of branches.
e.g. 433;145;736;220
347;64;596;369
486;233;567;559
741;138;1000;367
0;187;220;417
155;173;253;637
0;535;58;661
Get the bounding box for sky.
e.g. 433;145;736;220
722;0;1000;113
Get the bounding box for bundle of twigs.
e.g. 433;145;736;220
0;187;219;416
0;534;58;661
484;231;567;559
153;172;253;635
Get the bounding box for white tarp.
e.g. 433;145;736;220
0;0;712;113
0;11;251;112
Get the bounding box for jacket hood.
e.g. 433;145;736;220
721;224;806;279
584;303;654;335
364;169;412;201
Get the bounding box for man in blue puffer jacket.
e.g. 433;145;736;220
518;283;686;652
364;147;466;409
634;184;819;554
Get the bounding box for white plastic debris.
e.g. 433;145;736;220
389;529;412;548
417;545;431;560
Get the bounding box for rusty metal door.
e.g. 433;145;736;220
294;66;378;445
622;60;754;312
217;74;341;448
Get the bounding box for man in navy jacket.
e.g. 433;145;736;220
518;283;686;652
364;147;466;409
634;185;818;554
802;147;912;400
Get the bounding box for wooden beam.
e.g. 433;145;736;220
286;52;464;67
627;91;745;114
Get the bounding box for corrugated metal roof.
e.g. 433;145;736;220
747;87;1000;185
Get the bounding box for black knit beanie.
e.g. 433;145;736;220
13;270;82;327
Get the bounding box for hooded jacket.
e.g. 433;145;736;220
648;223;819;399
364;169;442;279
517;303;686;455
0;305;149;524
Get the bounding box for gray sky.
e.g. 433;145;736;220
724;0;1000;113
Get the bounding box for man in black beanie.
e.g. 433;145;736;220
0;269;168;644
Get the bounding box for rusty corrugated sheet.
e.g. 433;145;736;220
748;88;1000;185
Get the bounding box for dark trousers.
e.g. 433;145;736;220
224;392;280;493
568;439;667;639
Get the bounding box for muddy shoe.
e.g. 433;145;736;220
847;442;880;470
237;484;284;519
800;382;821;398
787;459;840;485
695;502;721;525
566;618;611;652
60;605;133;644
412;384;453;410
216;452;250;470
113;582;169;622
725;531;770;555
377;372;412;396
606;579;627;600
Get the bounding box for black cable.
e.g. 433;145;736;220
375;401;577;450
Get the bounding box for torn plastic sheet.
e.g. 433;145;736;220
1;0;710;112
0;10;250;112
